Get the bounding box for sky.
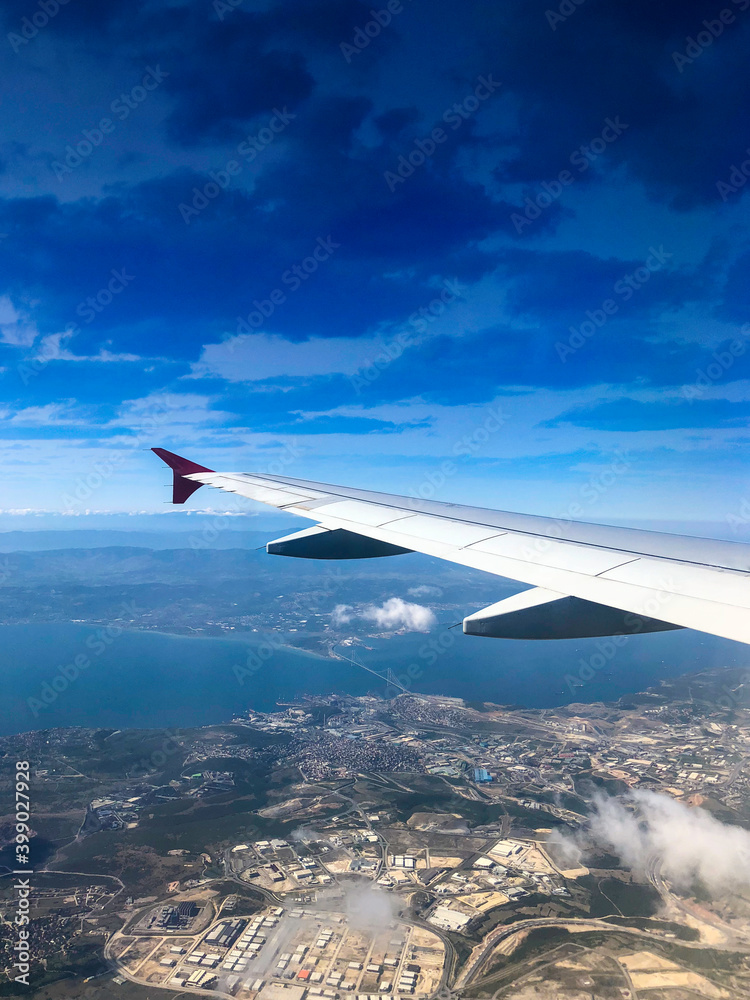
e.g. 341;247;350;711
2;0;750;528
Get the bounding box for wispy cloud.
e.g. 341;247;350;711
550;789;750;896
34;332;142;364
408;584;442;598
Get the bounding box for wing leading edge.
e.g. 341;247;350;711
152;448;750;645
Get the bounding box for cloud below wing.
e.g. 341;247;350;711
332;597;437;632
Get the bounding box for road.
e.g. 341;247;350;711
454;911;726;991
646;853;750;950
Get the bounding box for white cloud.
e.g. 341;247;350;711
0;295;36;347
408;584;443;598
551;790;750;896
35;331;141;363
0;299;142;360
3;393;234;432
0;296;20;325
113;392;234;428
332;597;437;632
331;604;353;626
192;332;386;382
6;401;89;427
365;597;436;630
189;270;531;387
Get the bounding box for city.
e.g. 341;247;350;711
4;664;750;997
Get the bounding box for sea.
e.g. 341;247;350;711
0;622;746;736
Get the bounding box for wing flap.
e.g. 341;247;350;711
463;587;681;639
267;525;412;559
311;499;415;527
598;556;750;609
382;513;503;548
467;532;640;575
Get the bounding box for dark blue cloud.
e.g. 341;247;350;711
501;247;698;322
475;0;750;208
1;0;749;489
0;103;508;357
547;397;750;431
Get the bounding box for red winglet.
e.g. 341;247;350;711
151;448;214;504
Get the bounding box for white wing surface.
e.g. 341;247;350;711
152;448;750;644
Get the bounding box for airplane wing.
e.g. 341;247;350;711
152;448;750;644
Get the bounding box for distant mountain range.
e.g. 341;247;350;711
0;542;513;643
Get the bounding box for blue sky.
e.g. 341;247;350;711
2;0;750;527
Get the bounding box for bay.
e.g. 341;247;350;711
0;623;743;736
